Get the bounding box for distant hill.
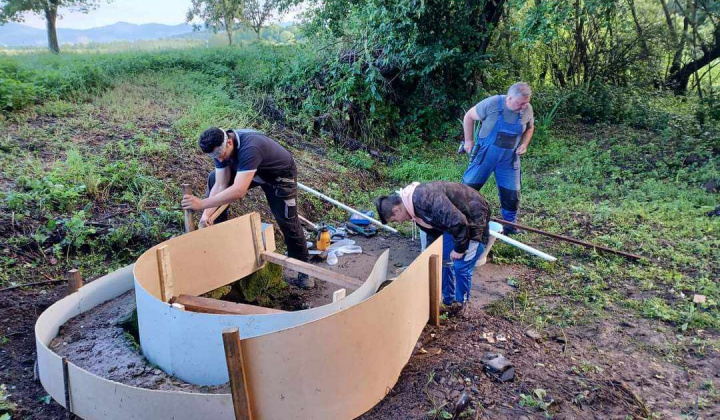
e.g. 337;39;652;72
0;22;196;47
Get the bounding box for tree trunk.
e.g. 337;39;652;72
255;27;261;40
627;0;650;57
226;27;233;45
669;0;691;76
478;0;507;56
665;27;720;94
44;2;60;54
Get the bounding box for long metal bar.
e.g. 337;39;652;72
489;230;558;262
297;182;398;233
491;218;643;261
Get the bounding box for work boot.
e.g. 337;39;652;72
447;302;465;317
298;273;314;289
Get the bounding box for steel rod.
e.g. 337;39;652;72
491;218;643;261
297;182;398;233
489;230;557;261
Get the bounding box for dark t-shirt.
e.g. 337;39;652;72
214;130;295;184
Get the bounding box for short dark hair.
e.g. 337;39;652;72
375;194;402;224
198;127;226;153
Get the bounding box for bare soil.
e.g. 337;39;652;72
3;240;719;419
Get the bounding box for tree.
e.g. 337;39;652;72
187;0;243;46
663;0;720;94
0;0;104;53
240;0;283;40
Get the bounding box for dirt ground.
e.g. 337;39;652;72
2;235;719;419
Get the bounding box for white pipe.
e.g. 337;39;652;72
489;230;557;262
297;182;398;233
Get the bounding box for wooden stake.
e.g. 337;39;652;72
182;184;195;233
156;246;174;302
66;269;83;296
62;357;74;419
222;328;253;420
332;288;346;303
429;254;440;327
249;212;265;268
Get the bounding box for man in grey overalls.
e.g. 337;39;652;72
460;83;535;234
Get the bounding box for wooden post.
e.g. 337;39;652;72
250;212;265;268
156;246;174;302
182;184;195;233
332;288;346;303
429;254;440;327
222;327;253;420
66;269;83;296
62;357;73;419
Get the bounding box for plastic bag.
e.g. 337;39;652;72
326;239;362;265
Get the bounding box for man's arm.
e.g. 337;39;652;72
422;194;471;259
182;170;256;212
515;125;535;156
199;167;230;227
462;107;481;154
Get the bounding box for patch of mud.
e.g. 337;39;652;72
49;291;229;394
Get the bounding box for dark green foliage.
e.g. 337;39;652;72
235;263;286;306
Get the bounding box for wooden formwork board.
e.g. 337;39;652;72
133;249;390;385
36;238;442;419
240;238;440;419
133;214;275;300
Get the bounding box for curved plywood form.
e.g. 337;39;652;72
133;214;392;385
37;212;443;419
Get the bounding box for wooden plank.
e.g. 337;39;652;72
66;269;83;296
332;288;346;303
207;204;230;225
428;254;440;327
174;294;287;315
182;184;195;233
222;328;253;420
261;251;363;290
249;213;266;268
156;246;174;302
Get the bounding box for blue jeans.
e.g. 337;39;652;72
441;232;485;305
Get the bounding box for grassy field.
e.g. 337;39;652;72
0;45;718;418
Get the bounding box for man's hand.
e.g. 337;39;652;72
463;141;474;154
198;215;213;229
181;194;205;212
516;143;528;156
450;250;465;261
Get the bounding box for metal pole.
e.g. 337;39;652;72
489;230;557;262
491;218;643;261
297;182;398;233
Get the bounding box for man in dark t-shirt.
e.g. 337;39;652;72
181;127;312;286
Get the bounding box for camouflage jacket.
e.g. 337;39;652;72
412;181;491;253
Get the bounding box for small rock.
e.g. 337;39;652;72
153;369;162;375
693;294;707;304
471;386;479;394
525;329;542;341
620;321;636;328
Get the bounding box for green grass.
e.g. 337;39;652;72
0;68;264;286
387;118;719;332
0;44;717;335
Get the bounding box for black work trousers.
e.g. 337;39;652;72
206;167;309;262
